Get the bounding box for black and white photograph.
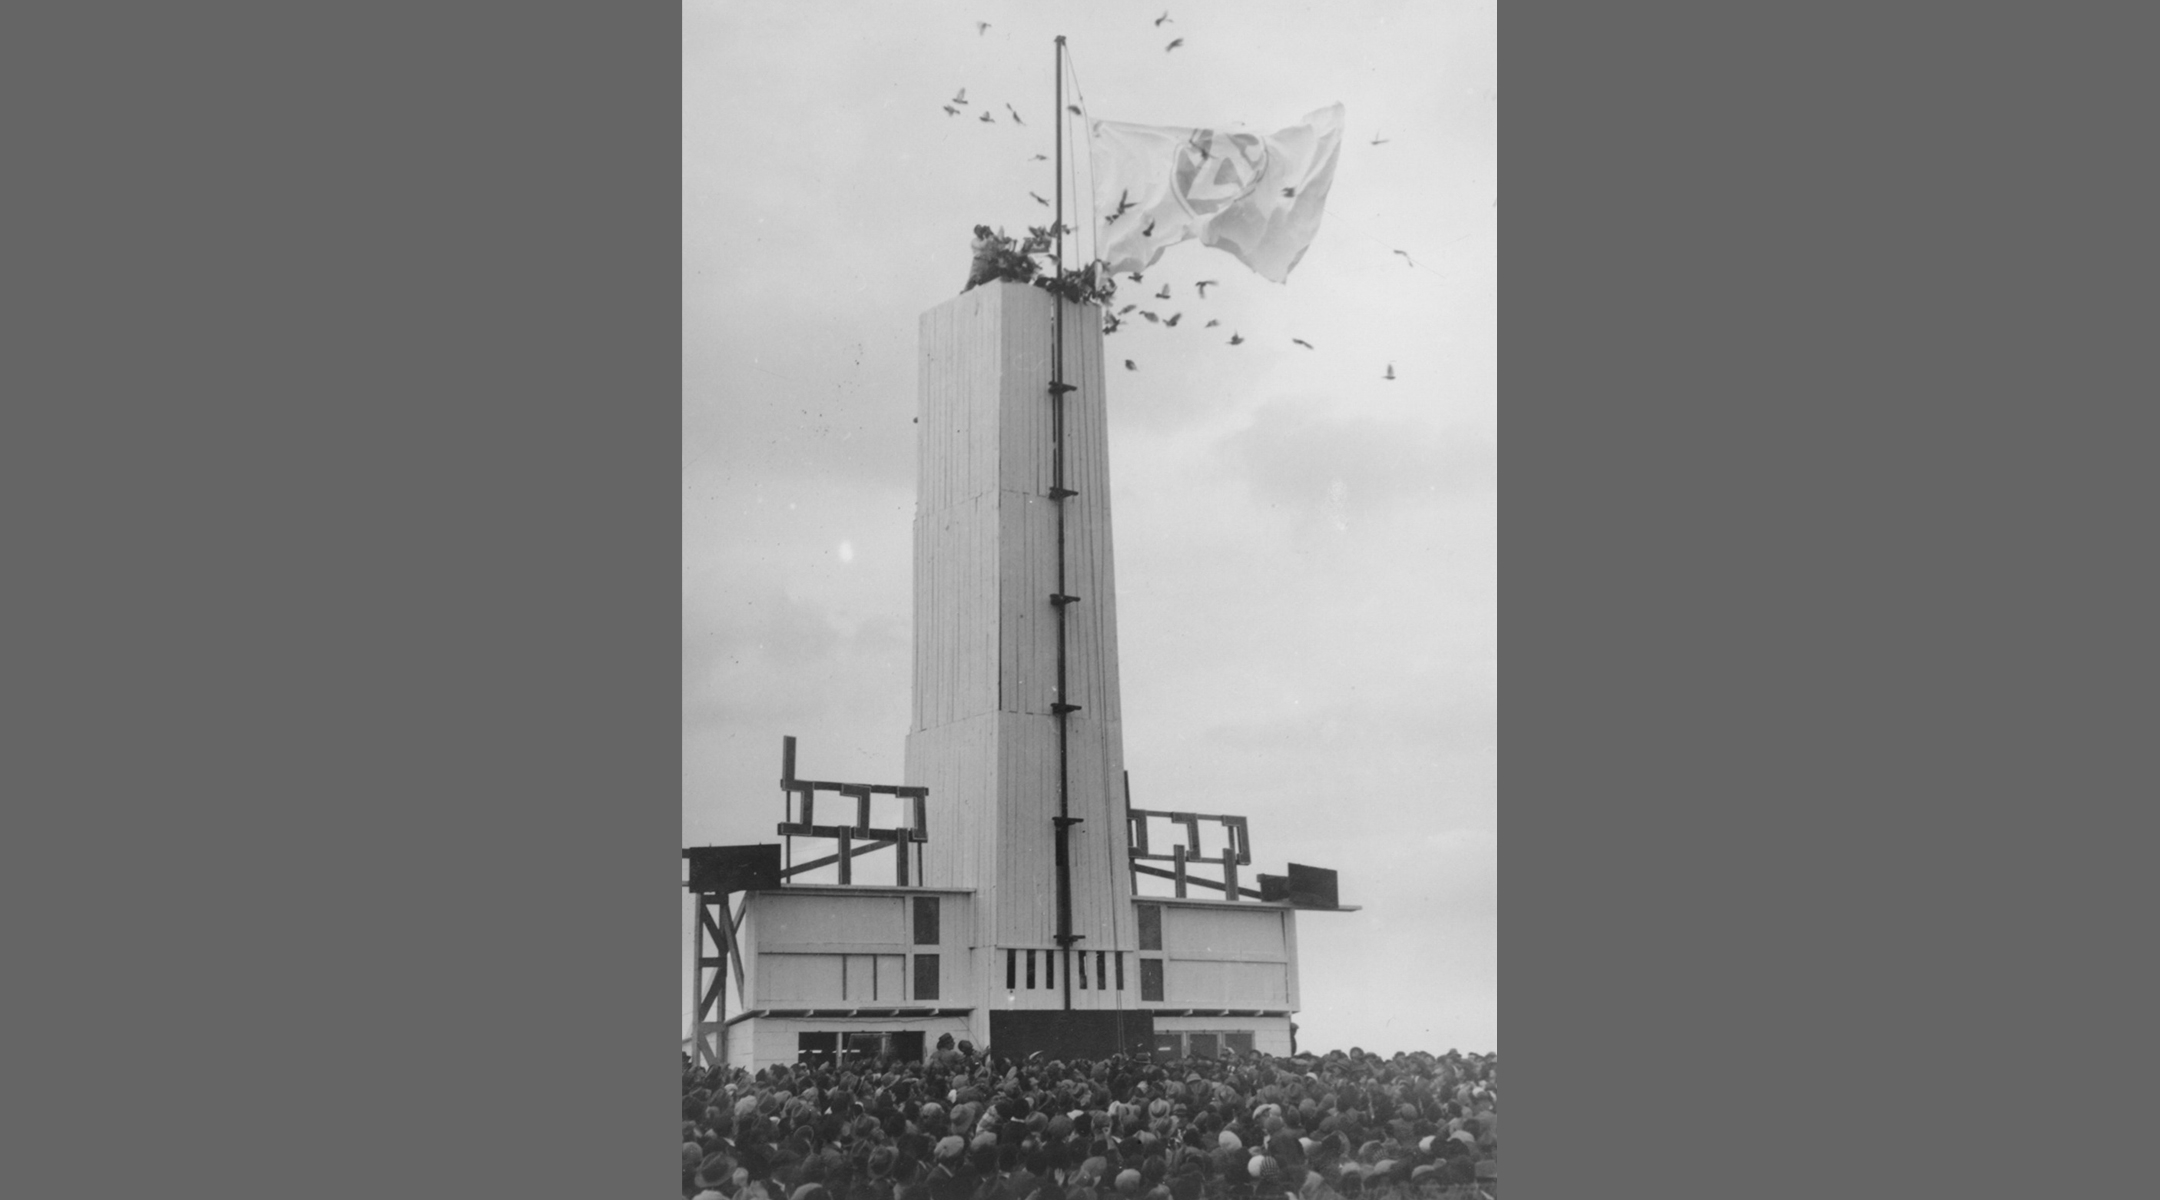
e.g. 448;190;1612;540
24;4;2160;1198
684;2;1496;1196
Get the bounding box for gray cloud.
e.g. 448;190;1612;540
1215;400;1496;515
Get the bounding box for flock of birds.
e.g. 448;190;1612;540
943;13;1413;384
1103;271;1393;382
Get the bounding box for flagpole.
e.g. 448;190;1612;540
1049;33;1079;1012
1053;35;1065;291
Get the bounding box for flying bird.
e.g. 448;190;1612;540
1067;104;1082;116
1030;191;1049;206
977;21;990;35
1281;187;1296;198
1106;190;1136;224
1155;11;1173;26
1227;332;1244;345
1204;318;1219;328
1194;280;1218;298
1165;38;1184;52
1383;363;1396;380
1139;310;1160;323
1370;133;1390;145
1006;103;1025;125
1030;153;1048;161
1117;304;1137;314
943;106;960;117
1127;272;1144;283
1163;312;1182;327
1392;249;1415;266
1291;338;1314;349
979;112;996;124
1154;285;1171;299
1124;360;1138;370
1140;217;1155;237
952;88;968;105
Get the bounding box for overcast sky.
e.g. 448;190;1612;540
685;0;1496;1055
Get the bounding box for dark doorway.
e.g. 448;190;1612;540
887;1030;926;1063
797;1031;837;1066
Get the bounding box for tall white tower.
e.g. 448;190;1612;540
689;281;1335;1070
905;282;1140;1016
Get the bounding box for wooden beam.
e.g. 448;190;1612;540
784;778;929;797
1130;864;1267;899
776;823;923;842
780;839;898;878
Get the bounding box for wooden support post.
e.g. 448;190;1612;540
720;896;747;1000
710;896;727;1060
690;890;706;1066
895;835;910;885
837;830;853;885
1222;848;1239;902
1172;844;1188;898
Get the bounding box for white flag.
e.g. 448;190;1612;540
1088;104;1344;283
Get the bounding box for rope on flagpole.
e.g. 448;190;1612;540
1059;41;1099;275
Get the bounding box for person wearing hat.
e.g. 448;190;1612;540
925;1135;975;1200
691;1152;738;1200
843;1146;897;1200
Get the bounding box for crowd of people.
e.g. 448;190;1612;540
680;1039;1498;1200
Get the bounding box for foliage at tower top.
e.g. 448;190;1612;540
963;224;1119;312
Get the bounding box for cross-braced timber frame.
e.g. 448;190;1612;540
775;735;930;885
686;889;746;1069
1126;807;1266;900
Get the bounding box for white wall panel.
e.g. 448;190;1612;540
757;893;904;948
758;954;842;1003
1164;907;1289;960
1165;958;1226;1005
1225;960;1291;1007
